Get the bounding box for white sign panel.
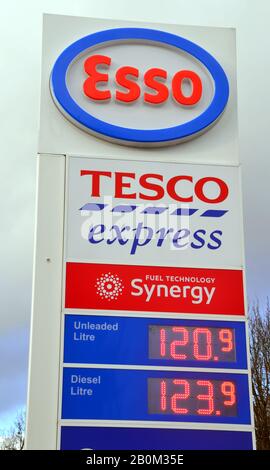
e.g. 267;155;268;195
66;156;243;268
39;14;238;165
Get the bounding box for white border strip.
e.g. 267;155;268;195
63;308;247;322
62;362;248;374
59;419;253;432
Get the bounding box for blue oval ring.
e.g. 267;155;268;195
50;28;229;145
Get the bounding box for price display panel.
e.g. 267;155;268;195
64;315;247;369
149;325;236;362
148;378;237;416
60;426;254;450
61;368;251;424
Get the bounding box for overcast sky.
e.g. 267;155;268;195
0;0;269;432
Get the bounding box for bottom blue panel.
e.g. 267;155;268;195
60;426;253;450
62;368;251;424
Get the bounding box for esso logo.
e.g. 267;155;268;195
83;55;202;106
50;28;229;147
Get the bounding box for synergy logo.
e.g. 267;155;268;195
50;28;229;146
65;263;245;316
130;277;215;304
95;273;124;301
95;273;215;305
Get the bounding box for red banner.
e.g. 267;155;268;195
65;262;245;316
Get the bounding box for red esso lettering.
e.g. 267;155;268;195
81;171;229;204
83;55;111;100
83;54;202;106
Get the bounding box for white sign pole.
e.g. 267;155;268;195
25;154;65;449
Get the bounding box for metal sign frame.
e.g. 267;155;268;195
26;14;255;450
26;153;255;449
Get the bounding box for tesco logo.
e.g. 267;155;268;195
81;170;229;204
50;28;229;147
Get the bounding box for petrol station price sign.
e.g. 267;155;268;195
64;315;248;369
60;156;252;447
57;36;252;447
61;368;250;424
26;15;254;451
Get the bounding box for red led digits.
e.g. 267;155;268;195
171;380;190;414
219;329;233;352
170;327;188;360
160;328;166;357
160;380;167;411
193;328;212;360
150;325;236;363
149;378;238;417
197;380;214;415
221;381;236;406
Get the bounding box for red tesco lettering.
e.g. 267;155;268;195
80;170;229;204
